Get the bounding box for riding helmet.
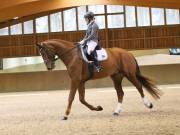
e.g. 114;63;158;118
84;12;95;20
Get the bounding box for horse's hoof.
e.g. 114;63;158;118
61;116;68;120
149;103;153;109
113;112;119;116
96;106;103;111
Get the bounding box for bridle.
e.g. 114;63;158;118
39;47;54;64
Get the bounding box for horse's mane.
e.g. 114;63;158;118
44;39;77;48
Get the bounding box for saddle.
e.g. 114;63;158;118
79;42;108;80
83;43;100;61
80;42;107;62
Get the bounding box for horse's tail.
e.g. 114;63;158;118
134;59;162;100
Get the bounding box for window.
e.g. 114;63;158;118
88;5;105;14
10;23;22;35
0;27;9;36
50;12;62;32
107;5;123;13
108;14;124;28
166;9;180;25
24;20;33;34
151;8;164;25
78;6;87;30
63;8;77;31
95;15;105;29
36;16;48;33
137;7;150;26
125;6;136;27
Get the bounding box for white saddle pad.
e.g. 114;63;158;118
96;48;108;61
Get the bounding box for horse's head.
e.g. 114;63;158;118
37;42;56;71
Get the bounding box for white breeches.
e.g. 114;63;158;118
87;40;97;55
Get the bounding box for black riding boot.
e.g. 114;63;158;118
91;50;101;72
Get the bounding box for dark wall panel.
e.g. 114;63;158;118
0;25;179;58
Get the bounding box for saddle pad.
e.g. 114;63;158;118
96;48;108;61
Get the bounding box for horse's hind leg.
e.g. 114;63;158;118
111;73;124;116
126;74;153;109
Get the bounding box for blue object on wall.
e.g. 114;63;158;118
169;48;180;55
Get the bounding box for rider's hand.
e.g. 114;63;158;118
79;40;85;45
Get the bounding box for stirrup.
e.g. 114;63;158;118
96;68;101;72
95;66;101;72
88;60;93;64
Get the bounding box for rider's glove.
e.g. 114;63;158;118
79;40;85;45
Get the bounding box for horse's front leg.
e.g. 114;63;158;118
62;80;79;120
78;82;103;111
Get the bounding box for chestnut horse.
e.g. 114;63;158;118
37;39;162;120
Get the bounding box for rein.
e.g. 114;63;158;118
53;43;81;62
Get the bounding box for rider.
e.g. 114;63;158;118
79;11;101;72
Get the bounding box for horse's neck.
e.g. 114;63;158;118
55;43;77;67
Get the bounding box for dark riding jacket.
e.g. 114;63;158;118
83;21;99;44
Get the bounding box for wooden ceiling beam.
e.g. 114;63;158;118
0;0;41;10
0;7;73;29
0;0;180;24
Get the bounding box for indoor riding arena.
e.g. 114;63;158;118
0;1;180;135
